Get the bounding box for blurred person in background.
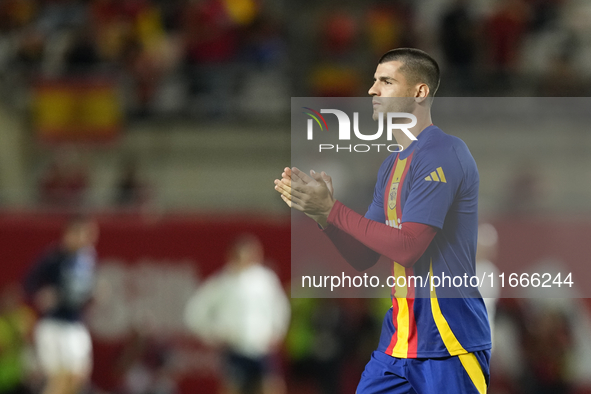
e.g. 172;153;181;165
184;234;290;394
285;298;347;394
182;0;255;118
114;325;177;394
0;284;36;394
484;0;529;93
39;150;89;209
113;158;150;209
365;0;414;58
537;52;588;97
515;259;579;394
308;5;361;97
503;160;543;215
520;306;574;394
24;216;99;394
439;0;478;94
286;297;381;394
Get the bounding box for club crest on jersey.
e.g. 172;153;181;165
388;182;399;210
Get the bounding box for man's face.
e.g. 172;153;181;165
64;221;99;251
80;222;99;247
368;60;416;120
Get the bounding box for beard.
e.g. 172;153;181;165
372;96;415;121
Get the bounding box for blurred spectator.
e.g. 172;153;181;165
35;0;87;33
537;52;588;96
489;299;523;394
0;0;37;32
65;26;101;74
0;284;35;394
240;14;286;69
365;0;414;57
520;307;574;394
308;5;362;97
502;160;543;215
24;216;99;394
527;0;563;31
126;2;171;116
184;234;290;394
90;0;134;63
182;0;258;64
114;327;177;394
321;9;358;58
39;150;89;208
0;0;585;115
286;298;347;394
113;158;149;208
492;257;591;394
182;0;239;65
485;0;529;92
182;0;248;117
15;29;45;73
339;298;383;393
439;0;477;94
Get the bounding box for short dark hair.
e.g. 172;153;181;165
378;48;440;97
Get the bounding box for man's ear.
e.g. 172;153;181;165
415;83;430;103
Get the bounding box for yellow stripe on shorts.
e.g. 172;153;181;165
458;353;487;394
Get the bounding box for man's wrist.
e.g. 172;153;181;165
316;216;328;229
317;198;337;229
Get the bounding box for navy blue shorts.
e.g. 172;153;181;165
225;351;270;393
357;350;490;394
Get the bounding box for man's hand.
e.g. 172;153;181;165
274;167;332;207
274;167;336;228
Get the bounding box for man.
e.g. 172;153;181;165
25;217;99;394
274;48;491;393
184;234;291;394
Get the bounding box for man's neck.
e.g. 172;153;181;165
392;115;433;151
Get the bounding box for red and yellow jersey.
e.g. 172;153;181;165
365;125;491;358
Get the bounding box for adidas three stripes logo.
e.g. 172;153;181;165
424;167;446;183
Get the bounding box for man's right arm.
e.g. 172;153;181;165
275;162;395;271
319;160;389;271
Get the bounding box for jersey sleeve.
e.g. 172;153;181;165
401;145;464;230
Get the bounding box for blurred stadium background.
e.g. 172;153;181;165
1;0;591;393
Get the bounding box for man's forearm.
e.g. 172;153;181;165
325;200;437;268
322;225;381;271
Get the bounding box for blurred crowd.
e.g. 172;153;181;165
0;0;589;211
0;0;287;118
297;0;591;97
0;0;589;123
